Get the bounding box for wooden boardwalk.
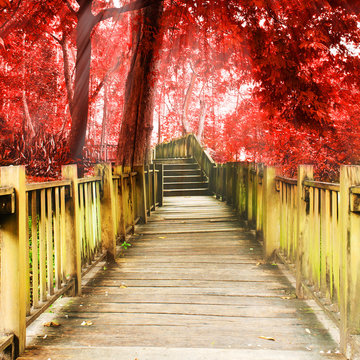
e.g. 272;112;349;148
20;196;343;359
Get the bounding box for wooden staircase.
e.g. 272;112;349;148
154;158;209;196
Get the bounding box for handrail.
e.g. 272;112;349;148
0;186;15;196
25;180;72;191
303;179;340;192
275;175;297;185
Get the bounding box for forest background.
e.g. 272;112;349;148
0;0;360;181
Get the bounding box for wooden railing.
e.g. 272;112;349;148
0;162;163;358
213;163;360;359
156;135;360;358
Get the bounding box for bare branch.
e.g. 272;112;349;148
89;55;123;104
50;33;62;44
62;0;77;15
94;0;161;24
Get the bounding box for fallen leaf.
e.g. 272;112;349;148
43;321;60;327
159;236;166;239
259;336;275;341
120;284;127;288
81;321;93;326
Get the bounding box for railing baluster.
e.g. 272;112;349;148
46;188;54;296
54;187;61;291
39;189;47;302
31;191;39;309
25;192;31;316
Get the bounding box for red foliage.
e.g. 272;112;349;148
0;0;359;180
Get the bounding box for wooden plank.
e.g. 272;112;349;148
46;188;54;296
54;187;61;291
60;186;66;284
25;180;71;192
31;191;39;309
39;189;47;302
25;191;30;316
21;194;341;360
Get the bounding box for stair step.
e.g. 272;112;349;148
164;188;210;196
164;175;205;183
164;182;209;190
154;158;195;164
163;163;199;170
164;169;202;176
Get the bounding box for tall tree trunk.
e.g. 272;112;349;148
180;70;196;135
66;0;159;163
100;80;109;158
22;34;35;141
68;0;94;162
116;0;164;167
197;97;206;141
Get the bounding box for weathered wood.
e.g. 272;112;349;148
133;165;147;224
54;187;61;291
21;196;341;360
61;165;82;295
31;191;39;309
263;166;280;259
39;189;46;302
339;166;360;357
296;165;313;298
46;188;54;296
0;166;27;356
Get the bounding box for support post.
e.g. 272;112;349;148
114;165;127;240
61;164;82;295
339;165;360;356
296;165;313;298
134;165;147;224
95;163;116;262
152;163;156;210
262;166;280;259
156;163;164;207
0;166;27;356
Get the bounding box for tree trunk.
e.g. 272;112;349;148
100;80;109;159
68;0;94;162
180;70;197;135
197;97;206;141
116;0;164;167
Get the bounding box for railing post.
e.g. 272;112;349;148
247;163;254;223
0;166;27;356
339;165;360;356
256;164;264;236
157;163;164;207
61;164;82;295
296;165;313;299
95;163;116;262
152;163;156;210
262;166;280;259
134;165;147;224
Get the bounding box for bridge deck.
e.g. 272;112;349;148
20;196;343;359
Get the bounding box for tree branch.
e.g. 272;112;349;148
94;0;161;24
62;0;77;15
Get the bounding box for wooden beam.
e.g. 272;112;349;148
95;163;116;262
296;165;313;299
262;166;280;260
0;165;27;356
61;165;82;295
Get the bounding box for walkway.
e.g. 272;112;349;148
19;197;343;359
